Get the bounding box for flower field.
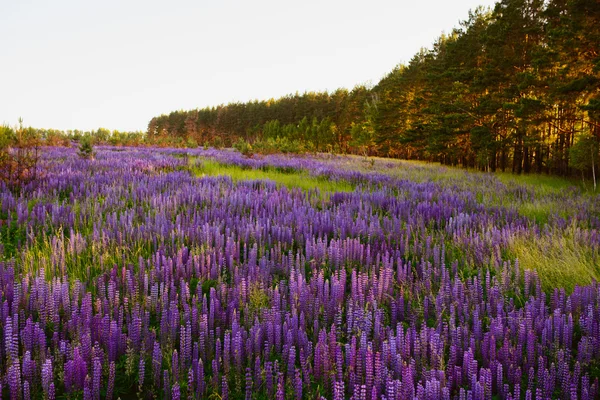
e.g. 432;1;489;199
1;146;599;399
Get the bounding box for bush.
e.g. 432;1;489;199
185;137;199;148
252;136;306;155
0;120;42;190
44;130;71;147
233;139;253;157
78;136;96;160
212;136;225;149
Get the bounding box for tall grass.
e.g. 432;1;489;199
496;171;585;193
508;224;600;292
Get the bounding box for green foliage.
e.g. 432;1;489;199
148;88;367;156
212;136;225;149
350;95;379;156
247;285;269;318
78;136;96;160
233;138;254;157
570;134;599;190
252;136;306;155
201;279;218;297
0;125;16;150
0;119;42;190
185;137;199;148
570;134;599;173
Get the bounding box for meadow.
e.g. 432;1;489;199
0;146;599;399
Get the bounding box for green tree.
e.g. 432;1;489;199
78;136;96;160
570;134;599;190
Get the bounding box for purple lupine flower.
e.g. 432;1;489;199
139;356;146;391
288;345;296;378
291;368;302;400
172;349;179;381
212;358;220;389
164;370;170;400
23;381;30;400
187;367;194;400
221;376;229;400
245;367;253;400
197;358;205;397
172;383;181;400
106;361;115;400
92;357;101;400
42;358;53;396
48;383;55;400
333;380;345;400
276;372;285;400
265;361;274;396
4;317;17;361
83;376;92;400
254;355;262;389
8;361;21;400
152;341;162;385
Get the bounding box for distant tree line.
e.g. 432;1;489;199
148;0;599;178
148;87;373;154
0;126;162;148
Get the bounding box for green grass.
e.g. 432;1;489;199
190;158;354;193
494;173;594;225
508;225;600;293
515;201;561;225
496;172;584;194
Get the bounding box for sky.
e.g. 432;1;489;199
0;0;499;132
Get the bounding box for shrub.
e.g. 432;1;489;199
185;137;199;148
252;136;306;155
0;119;42;190
212;136;225;149
233;138;254;157
44;130;71;147
78;136;96;160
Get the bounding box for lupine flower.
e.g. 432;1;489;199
245;367;253;400
23;381;30;400
172;383;181;400
0;147;597;400
106;362;115;400
221;376;229;400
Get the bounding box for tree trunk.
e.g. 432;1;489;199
513;135;523;174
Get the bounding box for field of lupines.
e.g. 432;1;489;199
1;146;599;400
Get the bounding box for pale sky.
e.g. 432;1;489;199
1;0;498;132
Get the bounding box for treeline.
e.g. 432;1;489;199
148;87;373;153
375;0;599;175
40;127;153;147
149;0;599;177
0;126;172;148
